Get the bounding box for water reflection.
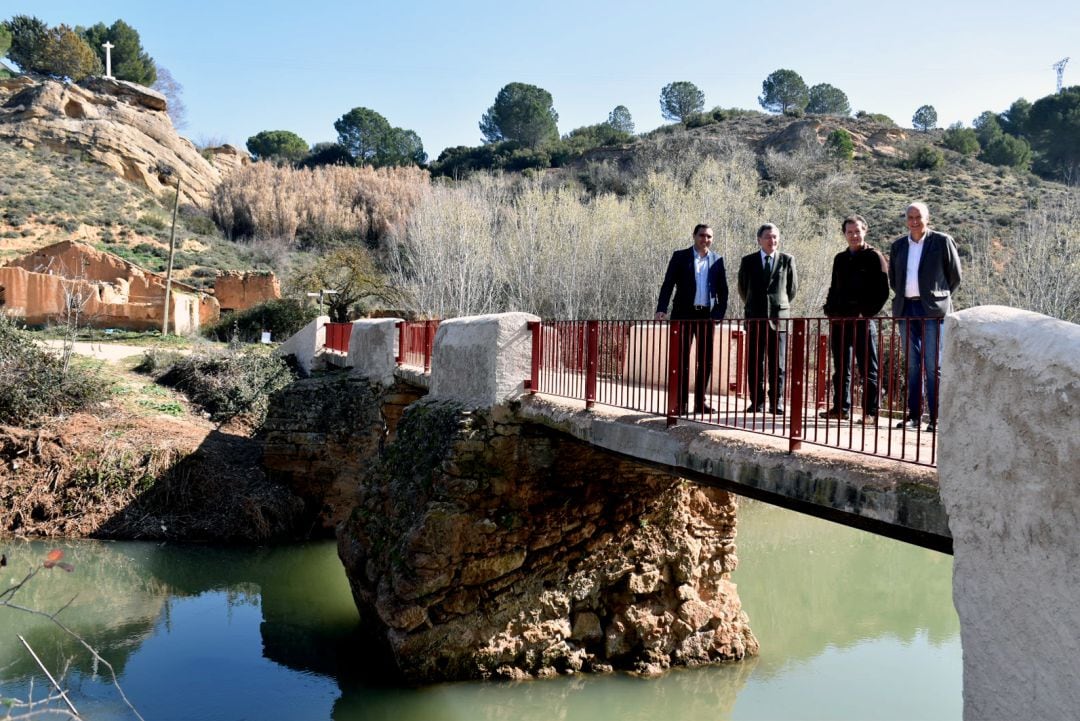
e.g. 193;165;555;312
0;499;960;721
733;499;959;670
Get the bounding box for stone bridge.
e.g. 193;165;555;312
268;308;1079;719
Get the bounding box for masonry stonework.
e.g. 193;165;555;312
337;399;757;682
261;374;425;534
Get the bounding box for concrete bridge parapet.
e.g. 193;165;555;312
347;318;399;385
429;311;539;409
939;306;1080;720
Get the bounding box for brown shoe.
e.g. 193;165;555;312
818;407;849;420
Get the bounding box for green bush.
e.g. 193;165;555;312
138;213;168;230
826;129;854;161
0;315;108;426
202;298;318;344
152;346;295;423
980;134;1032;170
855;111;897;127
905;144;944;170
134;348;188;375
943;124;980;156
182;212;221;237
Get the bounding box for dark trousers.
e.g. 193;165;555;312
746;319;786;409
674;310;714;413
900;300;942;422
829;318;880;413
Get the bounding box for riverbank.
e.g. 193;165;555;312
0;341;304;541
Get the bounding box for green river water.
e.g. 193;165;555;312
0;498;960;720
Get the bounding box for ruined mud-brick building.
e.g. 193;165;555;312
0;240;219;333
213;270;281;313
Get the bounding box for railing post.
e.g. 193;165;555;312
585;320;599;409
788;318;806;452
525;320;541;392
666;321;681;426
731;328;744;393
423;320;434;372
816;328;829;408
395;321;405;365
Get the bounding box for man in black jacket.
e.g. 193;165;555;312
655;224;729;414
820;215;889;423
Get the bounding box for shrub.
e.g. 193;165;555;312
826;129;854;161
202;298;318;343
855;111;897;127
980;134;1032;170
0;315;108;426
182;212;220;237
152;346;295;423
943;123;980;156
905;144;944;170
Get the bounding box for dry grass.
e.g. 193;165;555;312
210;163;430;247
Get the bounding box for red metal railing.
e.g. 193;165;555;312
527;317;941;467
396;319;440;371
324;322;352;353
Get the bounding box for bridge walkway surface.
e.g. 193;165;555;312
519;393;950;554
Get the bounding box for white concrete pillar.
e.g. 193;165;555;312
276;314;328;375
428;312;539;409
348;318;401;386
939;305;1080;720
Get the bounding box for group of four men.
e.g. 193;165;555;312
654;202;963;430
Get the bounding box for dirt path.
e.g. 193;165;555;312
39;340;174;362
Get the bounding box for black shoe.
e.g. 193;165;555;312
819;407;849;420
694;404;715;414
745;403;764;413
895;418;920;430
770;406;785;415
926;420;937;432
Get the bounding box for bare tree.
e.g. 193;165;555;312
152;64;188;129
389;154;836;321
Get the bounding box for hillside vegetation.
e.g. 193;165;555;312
3;112;1078;324
0;142;285;289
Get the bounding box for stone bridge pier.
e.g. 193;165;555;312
264;313;757;682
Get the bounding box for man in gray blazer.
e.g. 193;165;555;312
738;223;798;414
888;202;962;431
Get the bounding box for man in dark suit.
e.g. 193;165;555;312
737;223;798;414
821;214;889;424
888;202;962;432
655;224;729;415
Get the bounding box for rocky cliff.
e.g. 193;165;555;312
0;76;247;207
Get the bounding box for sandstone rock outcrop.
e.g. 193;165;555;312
761;118;908;158
0;76;248;207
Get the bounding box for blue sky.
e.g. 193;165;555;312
5;1;1077;159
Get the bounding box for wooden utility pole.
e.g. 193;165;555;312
162;175;181;336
